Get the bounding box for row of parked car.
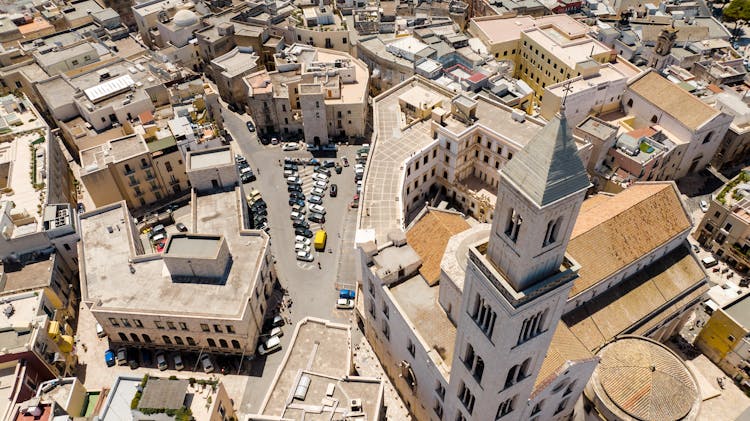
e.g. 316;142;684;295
104;347;215;373
236;154;256;184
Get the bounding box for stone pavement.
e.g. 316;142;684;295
353;336;412;420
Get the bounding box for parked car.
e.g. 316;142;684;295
284;163;298;171
173;354;184;371
295;236;311;246
308;212;326;223
336;298;355;309
270;315;285;327
286;176;301;185
330;184;338;197
288;184;303;193
295;227;313;238
308;195;323;205
293;219;310;229
258;335;282;356
308;204;326;214
175;222;188;232
700;200;709;212
271;137;279;145
311;187;325;197
290;191;305;200
295;243;311;254
283;169;298;178
268;326;283;338
306;144;319;152
322;144;338;152
341;157;349;167
290;211;303;220
313;173;329;182
296;251;314;262
105;350;116;367
246;121;255;132
282;142;300;151
116;347;127;366
291;204;306;214
127;349;139;369
340;289;356;299
235;154;247;164
315;167;331;176
323;160;336;168
289;198;305;207
77;202;85;213
156;352;168;371
200;355;215;373
335;164;342;174
314;180;328;189
96;322;105;338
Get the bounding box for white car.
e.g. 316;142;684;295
313;173;329;182
295;243;311;253
283;169;298;177
296;251;314;262
200;355;214;373
308;203;326;214
156;352;168;371
308;195;323;205
311;187;325;197
336;298;355;309
295;236;311;246
290;211;303;220
258;335;282;356
173;354;184;371
269;326;283;338
282;142;300;151
291;204;306;214
286;176;301;185
314;180;328;189
700;200;709;212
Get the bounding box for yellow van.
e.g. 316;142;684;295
314;230;327;251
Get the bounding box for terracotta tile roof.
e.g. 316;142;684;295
563;246;707;352
628;71;719;130
627;127;656;138
406;210;470;286
533;321;595;392
567;182;691;297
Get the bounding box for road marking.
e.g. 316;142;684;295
297;261;316;270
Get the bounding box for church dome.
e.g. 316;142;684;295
173;9;198;27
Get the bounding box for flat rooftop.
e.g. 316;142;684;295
390;274;456;369
80;134;148;171
189;148;232;169
80;189;267;317
165;235;221;258
471;14;590;46
99;377;140;421
259;319;382;420
211;47;259;78
725;294;750;329
523;27;610;69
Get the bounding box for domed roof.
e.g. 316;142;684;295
173;9;198;27
595;337;699;421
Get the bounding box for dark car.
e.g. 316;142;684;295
127;349;139;369
315;167;331;176
253;207;268;216
287;184;303;193
284;163;298;171
251;199;266;210
77;202;85;213
295;227;313;238
335;164;342;174
246;121;255;132
293;219;310;229
289;198;305;207
309;212;326;223
289;191;305;199
175;222;188;232
323;160;336;168
330;184;338;197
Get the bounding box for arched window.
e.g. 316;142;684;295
518;358;531;382
626;98;633;107
505;365;519;388
174;336;184;345
118;332;128;342
474;356;485;383
207;338;216;347
162;335;172;345
187;337;196;346
130;333;140;342
142;334;151;343
232;340;241;349
219;339;228;348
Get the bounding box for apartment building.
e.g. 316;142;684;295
289;3;351;52
695;293;750;382
210;46;260;107
79;133;189;209
694;170;750;271
79;177;275;355
357;103;708;420
244;44;368;143
469;14;615;100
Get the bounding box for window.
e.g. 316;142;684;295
496;396;515;419
121;319;131;328
162;335;172;345
143;334;152;343
232;339;241;349
187;337;196;346
118;332;127;341
703;132;713;144
725;223;733;231
167;321;176;330
434;401;444;418
109;318;119;327
729;334;736;341
531;400;543;415
436;382;445;400
134;319;143;328
174;336;184;345
227;325;235;334
179;322;188;331
470;293;496;338
714;211;721;218
213;324;222;333
563;380;576;396
130;333;140;342
518;309;548;344
219;339;228;348
543;217;562;247
457;382;476;414
207;338;217;347
155;321;164;329
201;323;210;332
504;208;522;243
165;161;173;172
381;320;390;340
554;398;569;415
407;340;415;357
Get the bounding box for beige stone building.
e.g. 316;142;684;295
210;46;260;107
245;44;368;143
79;133;189;209
79;181;275;355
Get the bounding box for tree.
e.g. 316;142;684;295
723;0;750;38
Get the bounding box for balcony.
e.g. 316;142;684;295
128;178;140;187
169;178;180;185
124;168;135;176
145;173;156;181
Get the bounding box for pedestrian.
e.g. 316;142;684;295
257;168;260;175
318;262;322;269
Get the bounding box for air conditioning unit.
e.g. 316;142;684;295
349;399;362;412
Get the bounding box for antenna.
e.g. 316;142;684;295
561;79;573;106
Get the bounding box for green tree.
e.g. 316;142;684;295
723;0;750;37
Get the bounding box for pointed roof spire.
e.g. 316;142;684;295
501;109;590;207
